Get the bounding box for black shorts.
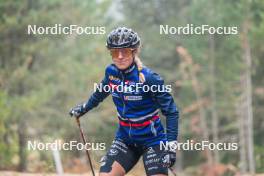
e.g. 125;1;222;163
99;139;168;176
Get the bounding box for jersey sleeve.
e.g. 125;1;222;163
146;72;179;141
83;70;110;112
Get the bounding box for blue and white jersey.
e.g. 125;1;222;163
84;63;179;147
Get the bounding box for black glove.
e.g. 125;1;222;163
161;150;176;168
160;141;177;168
69;103;88;118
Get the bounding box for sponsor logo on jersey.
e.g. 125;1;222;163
109;148;118;156
112;92;120;98
124;95;143;101
147;147;155;154
109;75;120;81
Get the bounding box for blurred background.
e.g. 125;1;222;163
0;0;263;175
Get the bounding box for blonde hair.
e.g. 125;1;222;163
134;55;145;83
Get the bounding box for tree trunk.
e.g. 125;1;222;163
209;34;220;164
18;120;27;171
176;46;213;165
237;92;248;173
241;19;255;174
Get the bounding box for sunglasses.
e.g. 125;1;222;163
110;48;135;58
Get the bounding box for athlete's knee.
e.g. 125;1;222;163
99;173;122;176
99;161;125;176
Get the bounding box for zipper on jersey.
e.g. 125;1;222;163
129;122;132;138
121;73;126;116
120;72;131;138
150;120;157;136
122;103;126;116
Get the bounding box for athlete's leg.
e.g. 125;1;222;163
99;161;125;176
99;139;141;176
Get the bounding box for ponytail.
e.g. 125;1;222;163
134;56;145;83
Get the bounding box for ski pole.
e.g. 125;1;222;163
75;117;95;176
169;167;177;176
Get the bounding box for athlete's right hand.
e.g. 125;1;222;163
69;103;87;118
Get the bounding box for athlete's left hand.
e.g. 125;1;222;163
161;141;177;168
161;151;176;168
